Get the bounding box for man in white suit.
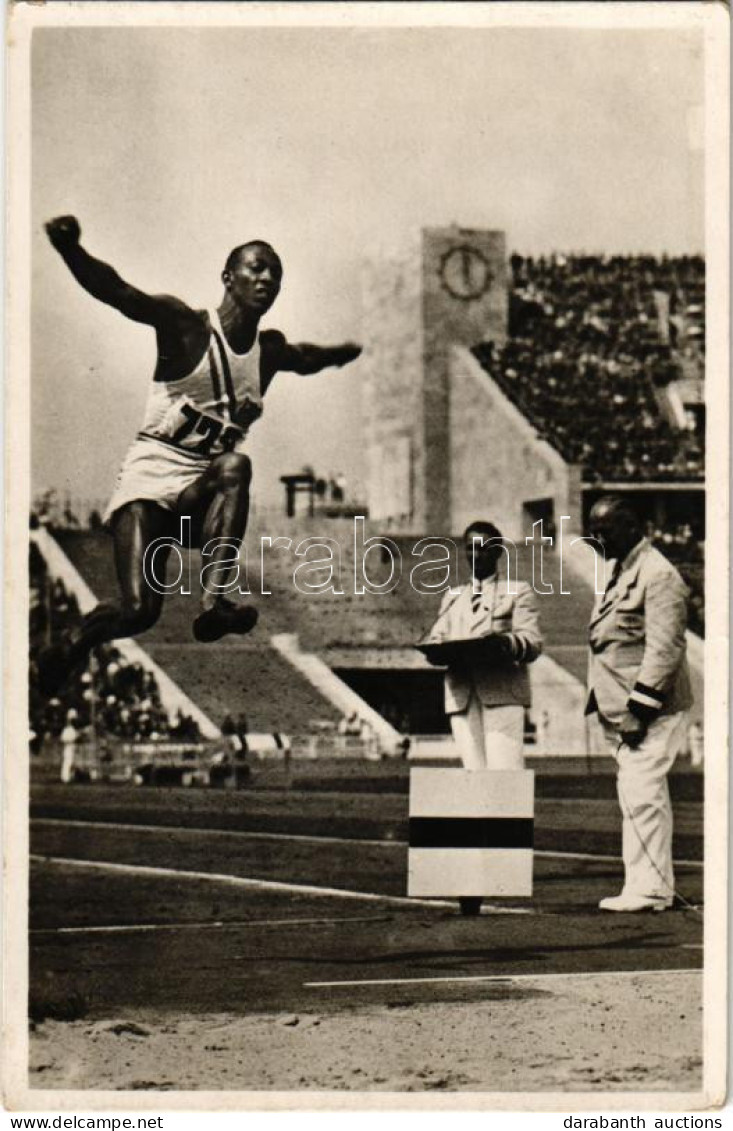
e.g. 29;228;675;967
586;497;692;913
423;521;543;771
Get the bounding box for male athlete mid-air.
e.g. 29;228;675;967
38;216;361;694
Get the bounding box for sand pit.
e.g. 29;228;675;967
29;970;702;1095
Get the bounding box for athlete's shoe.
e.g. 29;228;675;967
36;641;76;697
458;897;483;917
192;600;259;643
598;893;673;913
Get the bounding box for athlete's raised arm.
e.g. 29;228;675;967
260;329;361;385
45;216;194;329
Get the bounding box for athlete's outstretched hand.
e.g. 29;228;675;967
334;343;362;367
45;215;81;253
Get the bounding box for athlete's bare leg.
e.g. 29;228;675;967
178;451;252;609
176;451;258;642
37;501;172;695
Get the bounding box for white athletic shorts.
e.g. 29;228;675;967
104;437;211;526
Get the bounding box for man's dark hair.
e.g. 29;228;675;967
224;241;282;276
590;495;642;530
463;520;504;544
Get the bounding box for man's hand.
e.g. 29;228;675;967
478;634;513;662
45;215;81;254
618;711;648;749
334;343;362;367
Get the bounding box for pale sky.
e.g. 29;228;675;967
31;25;704;510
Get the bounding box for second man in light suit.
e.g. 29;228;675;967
586;496;692;913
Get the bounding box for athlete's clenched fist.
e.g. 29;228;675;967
45;215;81;252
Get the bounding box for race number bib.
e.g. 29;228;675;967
156;397;245;457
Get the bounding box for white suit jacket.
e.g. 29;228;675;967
586;538;692;727
427;577;543;714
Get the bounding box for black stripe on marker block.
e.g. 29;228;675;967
409;818;534;850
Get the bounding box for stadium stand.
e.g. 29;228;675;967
473;254;705;484
52;529;343;736
36;502;701;749
30;544;201;753
249;516;595;678
34;517;597;747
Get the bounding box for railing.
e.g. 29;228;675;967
31;730;398;785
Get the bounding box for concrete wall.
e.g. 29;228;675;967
361;244;424;527
449;345;583;539
361;227;508;534
421;228;508;532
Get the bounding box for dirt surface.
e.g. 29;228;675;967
29;971;701;1093
30;773;704;859
29;855;702;1017
26;770;705;1098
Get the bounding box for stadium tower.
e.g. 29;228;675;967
361;227;582;539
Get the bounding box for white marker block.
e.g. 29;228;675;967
408;768;534;898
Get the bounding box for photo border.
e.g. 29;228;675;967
4;0;729;1112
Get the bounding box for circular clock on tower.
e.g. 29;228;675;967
439;244;493;301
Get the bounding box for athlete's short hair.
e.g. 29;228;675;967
224;241;282;276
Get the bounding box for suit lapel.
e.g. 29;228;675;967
589;540;648;631
468;577;497;637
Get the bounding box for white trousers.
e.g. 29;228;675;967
60;744;76;784
449;695;525;771
601;711;688;901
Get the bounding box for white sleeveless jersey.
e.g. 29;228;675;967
138;311;264;459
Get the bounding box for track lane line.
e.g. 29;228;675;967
30;914;395;936
31;817;398;850
304;969;702;989
29;854;534;913
30;817;703;868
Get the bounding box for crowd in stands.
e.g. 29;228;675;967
221;712;250;752
31;489;103;533
647;519;700;559
29;544;201;754
473;254;705;483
